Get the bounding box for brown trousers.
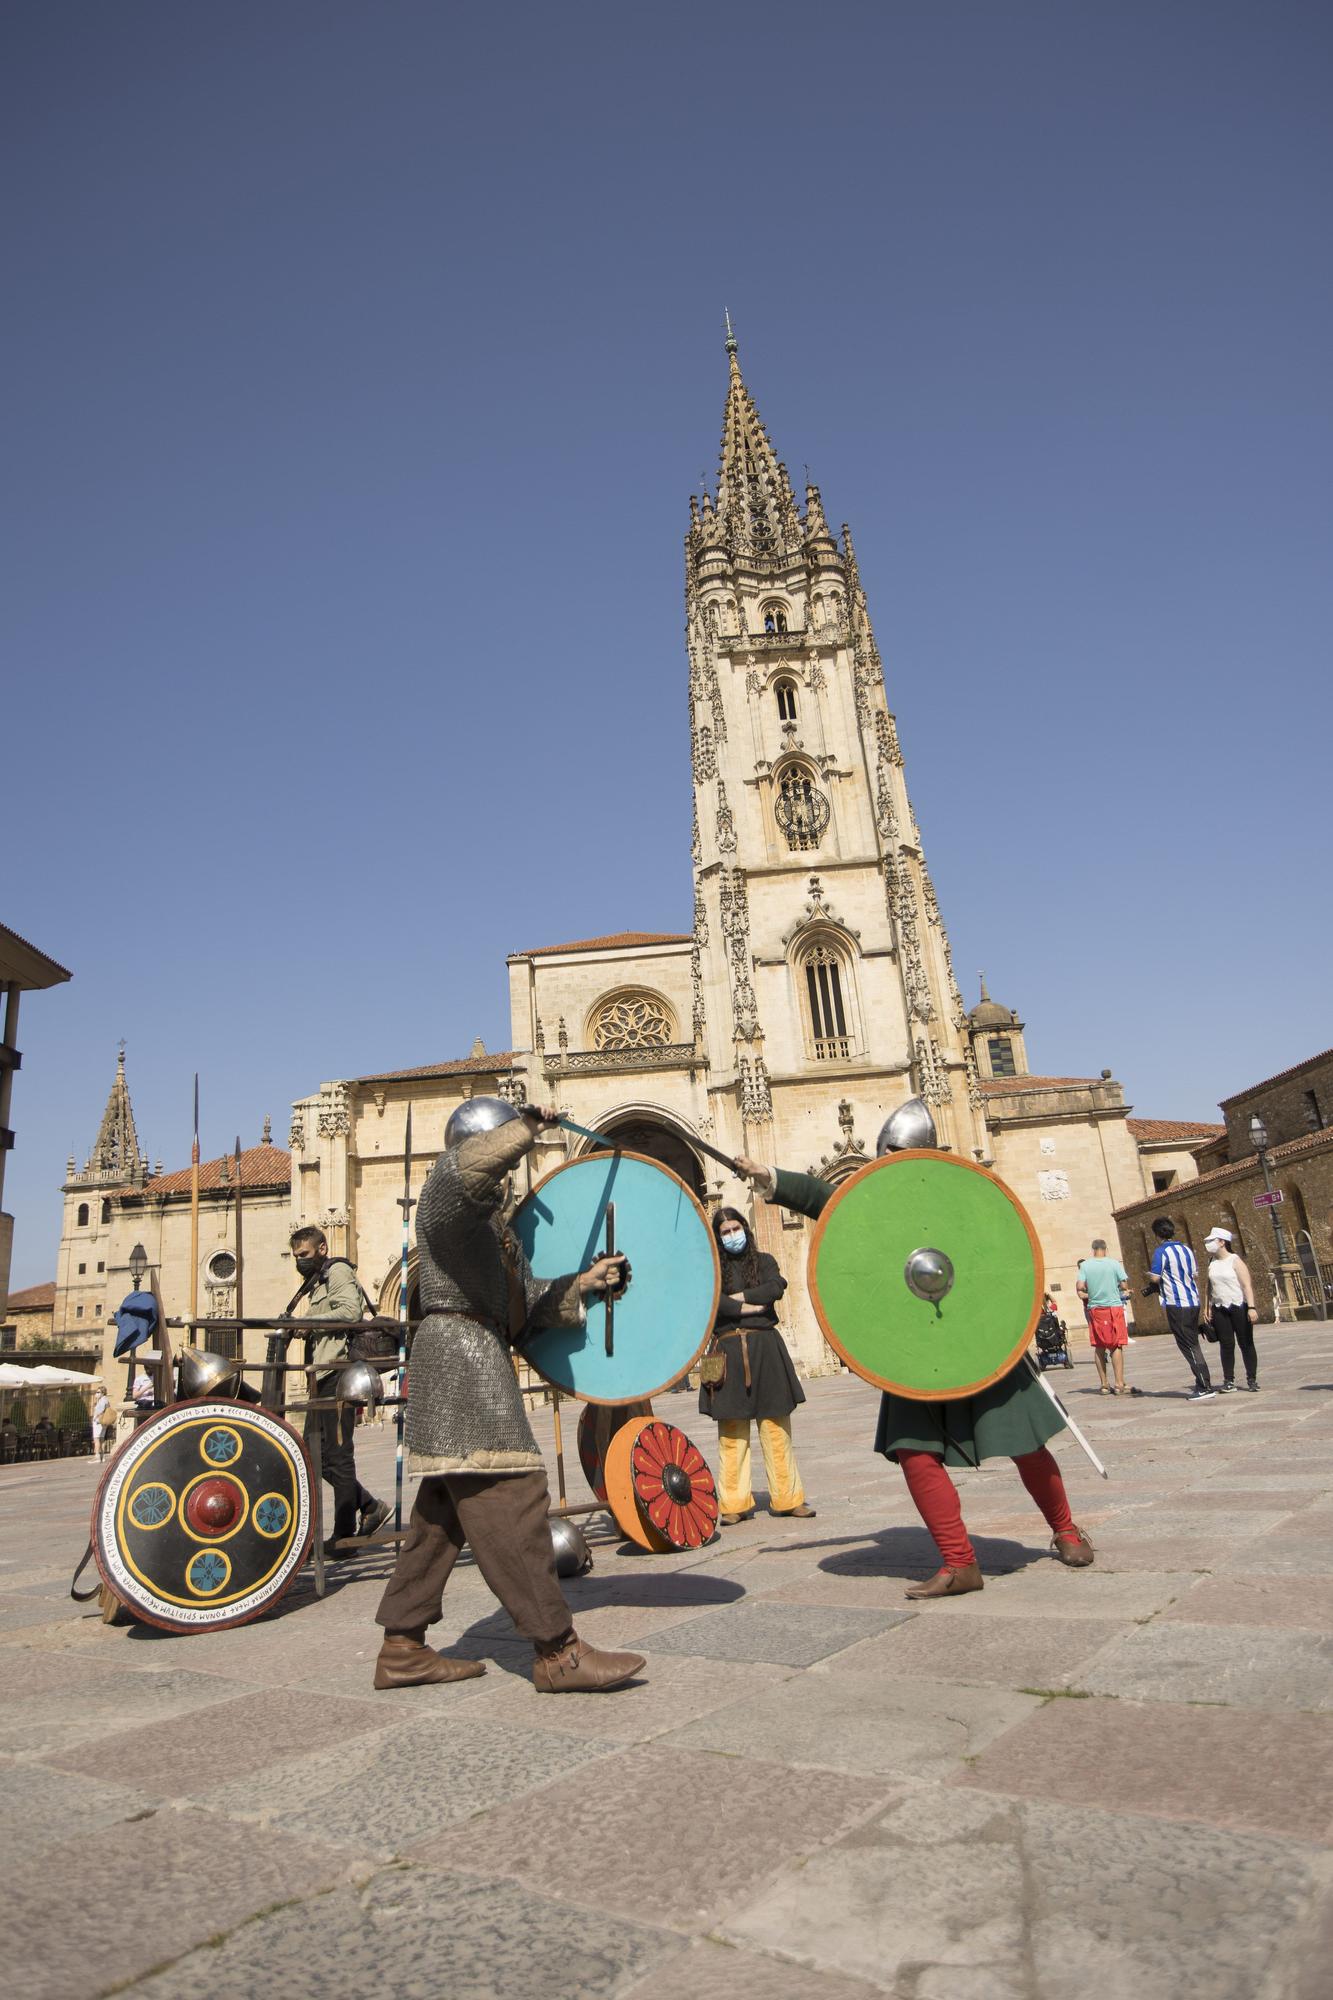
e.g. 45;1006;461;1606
374;1468;572;1650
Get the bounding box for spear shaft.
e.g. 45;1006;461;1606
394;1105;415;1532
188;1076;200;1340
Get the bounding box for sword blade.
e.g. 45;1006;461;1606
554;1113;740;1178
1025;1354;1109;1479
395;1104;413;1532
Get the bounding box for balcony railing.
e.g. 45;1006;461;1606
813;1037;853;1062
543;1043;705;1077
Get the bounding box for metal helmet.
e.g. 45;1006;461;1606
548;1515;594;1578
334;1361;381;1408
876;1096;938;1156
177;1348;240;1400
444;1096;521;1150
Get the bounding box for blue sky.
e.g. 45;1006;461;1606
5;3;1331;1287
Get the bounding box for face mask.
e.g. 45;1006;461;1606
294;1254;322;1278
720;1230;747;1254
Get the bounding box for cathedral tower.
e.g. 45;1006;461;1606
54;1045;147;1338
686;329;986;1178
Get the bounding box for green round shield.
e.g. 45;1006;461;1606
808;1151;1044;1400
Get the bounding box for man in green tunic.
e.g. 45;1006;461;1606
735;1108;1094;1598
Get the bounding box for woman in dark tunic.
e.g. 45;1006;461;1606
699;1208;816;1524
734;1157;1094;1596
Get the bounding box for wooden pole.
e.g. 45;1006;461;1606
233;1135;245;1328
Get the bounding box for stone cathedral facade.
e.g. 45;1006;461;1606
77;341;1216;1388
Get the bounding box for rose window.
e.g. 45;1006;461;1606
590;994;676;1051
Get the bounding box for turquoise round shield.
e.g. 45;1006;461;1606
510;1152;721;1404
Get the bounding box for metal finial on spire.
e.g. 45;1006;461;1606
723;307;737;357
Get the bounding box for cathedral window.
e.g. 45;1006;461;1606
78;1262;86;1275
95;1304;102;1317
101;1199;111;1224
761;601;789;635
76;1203;89;1228
803;943;852;1061
774;679;798;723
775;761;830;852
588;990;677;1053
987;1035;1017;1078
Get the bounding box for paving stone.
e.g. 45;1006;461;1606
1158;1574;1333;1631
41;1683;386;1791
1080;1620;1333;1710
956;1692;1333;1840
130;1864;677;2000
0;1594;79;1632
662;1669;1039;1781
6;1804;358;2000
723;1785;1328;2000
617;1936;888;2000
640;1599;903;1665
819;1610;1124;1689
0;1762;158;1866
466;1652;793;1742
754;1568;928;1612
0;1666;260;1757
923;1566;1197;1621
212;1715;617;1856
417;1741;894;1928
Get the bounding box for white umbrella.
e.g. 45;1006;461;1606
25;1366;94;1387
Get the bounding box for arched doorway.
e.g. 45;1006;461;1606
592;1116;708;1199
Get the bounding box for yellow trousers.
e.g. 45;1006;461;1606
717;1414;804;1514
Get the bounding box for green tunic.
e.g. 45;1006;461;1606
770;1167;1064;1467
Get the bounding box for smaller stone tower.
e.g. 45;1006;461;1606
54;1046;146;1338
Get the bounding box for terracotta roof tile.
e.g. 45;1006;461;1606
1127;1118;1226;1144
513;931;691;959
5;1282;55;1310
1219;1046;1333;1106
354;1053;517;1085
1115;1124;1333;1215
119;1144;291;1200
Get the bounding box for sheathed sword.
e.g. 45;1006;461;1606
1024;1354;1109;1479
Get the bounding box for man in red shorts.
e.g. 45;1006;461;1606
1076;1238;1131;1394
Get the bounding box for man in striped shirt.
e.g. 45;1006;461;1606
1148;1219;1216;1401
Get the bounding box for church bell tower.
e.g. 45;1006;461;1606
685;326;986;1173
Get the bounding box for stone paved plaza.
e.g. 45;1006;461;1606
3;1324;1332;2000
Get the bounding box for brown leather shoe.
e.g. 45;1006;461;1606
770;1502;817;1518
373;1630;486;1689
1051;1527;1095;1568
904;1562;984;1599
532;1632;645;1693
719;1509;755;1525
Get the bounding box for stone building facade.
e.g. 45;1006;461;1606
51;341;1230;1375
1115;1048;1333;1327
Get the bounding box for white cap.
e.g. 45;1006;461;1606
1204;1226;1232;1245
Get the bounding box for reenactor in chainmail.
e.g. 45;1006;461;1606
373;1098;646;1693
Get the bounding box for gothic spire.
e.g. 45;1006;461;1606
86;1044;145;1182
715;324;801;561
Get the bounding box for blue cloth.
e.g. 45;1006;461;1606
1151;1242;1199;1310
112;1290;159;1358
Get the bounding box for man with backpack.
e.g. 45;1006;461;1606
289;1225;392;1556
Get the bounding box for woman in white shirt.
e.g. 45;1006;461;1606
91;1384;113;1458
1203;1229;1260;1392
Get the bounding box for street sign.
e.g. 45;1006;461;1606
1253;1190;1284;1209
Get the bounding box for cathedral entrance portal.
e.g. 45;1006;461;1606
597;1118;707;1200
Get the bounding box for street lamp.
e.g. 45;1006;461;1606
1249;1115;1297;1302
128;1243;148;1287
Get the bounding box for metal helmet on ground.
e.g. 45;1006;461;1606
876;1096;938;1155
548;1515;593;1577
177;1348;240;1400
334;1361;381;1408
444;1096;522;1150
